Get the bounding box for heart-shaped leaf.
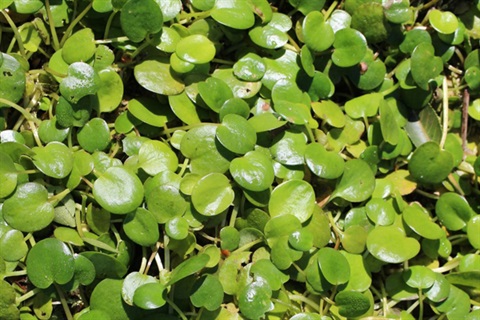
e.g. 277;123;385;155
251;259;289;291
93;166;144;214
411;42;443;90
403;265;436;289
0;151;18;198
331;159;375;202
408;141;454;184
403;202;444;239
238;279;273;319
305;143;345;179
138;140;178;176
62;28;96;64
0;53;26;106
168;92;201;125
190;275;224;311
123;208;159;246
332;28;367;67
175;34;216;64
317;247;350;285
0;229;28;262
270;129;308;166
122;272;157;306
230;150;274;192
269;179;316;223
429;9;458;34
77;118;110;153
335;290;371;318
367;225;420;263
120;0;163;42
60;62;100;104
26;238;75;289
233;53;266;81
168;254;209;285
97;68;124;113
302;11;334;52
133;282;167;310
134;58;185;96
3;182;55;232
211;0;255;30
191;173;234;216
216;114;257;154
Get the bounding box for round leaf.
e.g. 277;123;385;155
429;10;458;34
332;28;367;67
305;143;344;179
268;179;315;223
216;114;257;154
3;182;55;232
77;118;111;153
97;68;124;113
317;247;350;285
138;140;178;176
133;282;167;310
367;225;420;263
127;97;173;127
175;34;216;64
238;280;273;319
62;28;96;64
190;275;224;311
123;208;159;246
230;150;274;191
335;290;371;318
134;58;185;95
26;238;75;289
467;215;480;249
121;272;156;306
0;229;28;262
331;159;375;203
403;203;444;239
408;141;454;184
165;216;189;240
211;0;255;30
120;0;163;42
233;53;266;81
302;11;334;52
60;62;100;104
191;173;234;216
0;53;26;106
93;166;145;214
403;265;436;289
411;42;443;90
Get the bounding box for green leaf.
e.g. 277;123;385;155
0;53;26;106
81;252;127;279
351;2;389;43
403;202;444;239
0;229;28;262
405;105;442;148
467;216;480;249
216;114;257;154
408;141;454;184
175;35;216;64
120;0;163;42
190;275;224;311
121;272;156;306
251;259;289;291
383;0;412;24
93;166;145;214
127;97;173;127
411;42;443;90
134;58;185;95
77;118;111;153
288;0;326;15
429;9;459;34
123;208;159;247
198;77;233;112
62;28;96;64
211;0;255;30
138;140;178;175
26;238;75;289
3;182;55;232
367;225;420;263
312;100;345;128
55;96;93;128
435;192;475;231
335;290;371;318
270;129;307;166
168;254;209;285
344;92;383;120
60;62;101;104
269;179;316;223
230;150;274;192
302;11;334;52
168;92;201;125
38;117;70;143
332;28;367;67
238;280;273;319
165;216;190;240
403;265;436;289
331;159;375;202
233;53;266;81
97;68;124;113
191;173;234;216
133;282;167;309
0;151;17;198
317;247;350;285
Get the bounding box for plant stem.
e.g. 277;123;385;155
44;0;60;51
103;10;118;39
381;82;400;97
0;10;26;57
288;294;321;311
232;238;263;254
54;284;74;320
439;77;449;149
16;288;41;304
139;246;148;274
166;297;188;320
59;2;93;47
323;1;338;20
418;289;424;320
0;98;42;125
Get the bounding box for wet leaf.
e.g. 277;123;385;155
120;0;163;42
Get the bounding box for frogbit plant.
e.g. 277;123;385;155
0;0;479;319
